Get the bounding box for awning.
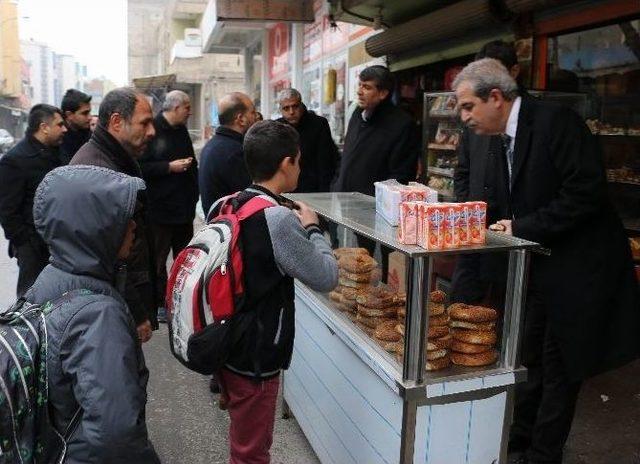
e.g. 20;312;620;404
132;74;177;91
388;29;514;72
364;0;577;58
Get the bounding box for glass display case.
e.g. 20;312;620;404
281;192;539;464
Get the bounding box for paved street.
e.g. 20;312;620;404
0;234;638;463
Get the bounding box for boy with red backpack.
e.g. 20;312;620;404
210;120;337;463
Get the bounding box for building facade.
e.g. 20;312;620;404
127;0;245;140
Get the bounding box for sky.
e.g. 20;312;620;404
18;0;128;85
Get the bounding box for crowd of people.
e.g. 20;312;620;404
0;42;637;464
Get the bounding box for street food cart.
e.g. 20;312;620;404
282;192;539;464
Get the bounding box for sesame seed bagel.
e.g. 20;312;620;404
426;353;451;371
449;305;497;323
450;320;496;331
339;254;377;273
356;287;395;308
451;350;498;367
452;329;497;346
451;340;493;354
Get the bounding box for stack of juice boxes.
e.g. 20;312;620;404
374;180;438;226
398;201;487;250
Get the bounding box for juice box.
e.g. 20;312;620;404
467;201;487;245
459;203;471;246
398;201;420;245
441;203;462;248
419;204;446;250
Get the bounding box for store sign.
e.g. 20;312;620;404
215;0;313;22
269;23;290;80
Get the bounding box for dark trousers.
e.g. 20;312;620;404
509;287;582;464
15;241;49;297
151;223;193;305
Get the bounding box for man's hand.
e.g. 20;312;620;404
489;219;513;236
293;201;319;228
168;157;193;173
137;320;153;343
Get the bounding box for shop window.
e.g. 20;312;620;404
547;19;640;225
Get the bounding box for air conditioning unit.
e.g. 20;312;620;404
184;28;202;47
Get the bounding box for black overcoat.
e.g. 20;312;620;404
490;98;638;380
139;113;199;225
333;99;419;195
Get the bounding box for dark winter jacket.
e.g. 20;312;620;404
277;107;339;193
0;136;63;253
139;113;199;224
70;125;157;325
199;126;251;217
25;165;159;463
60;127;91;164
210;185;338;378
333;99;419;195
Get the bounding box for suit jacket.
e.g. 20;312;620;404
461;98;639;380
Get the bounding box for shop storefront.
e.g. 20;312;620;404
269;1;640;463
261;1;382;145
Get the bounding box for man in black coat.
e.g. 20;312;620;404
452;40;528;305
276;88;338;193
199;92;257;217
139;90;198;321
60;88;92;163
333;65;418;196
70;87;158;343
453;58;640;464
333;65;419;276
0;104;67;296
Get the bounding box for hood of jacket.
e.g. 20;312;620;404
33;165;145;282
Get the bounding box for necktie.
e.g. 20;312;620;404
502;134;514;186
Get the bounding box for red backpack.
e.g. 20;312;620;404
165;194;275;374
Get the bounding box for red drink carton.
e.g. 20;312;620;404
467;201;487;244
459;203;471;246
420;204;446;250
441;203;462;248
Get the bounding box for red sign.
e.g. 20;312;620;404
269;23;290;80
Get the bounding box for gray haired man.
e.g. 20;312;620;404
276;88;338;194
139;89;199;323
453;58;640;464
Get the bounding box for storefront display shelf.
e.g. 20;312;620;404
427;143;457;150
427;167;454;178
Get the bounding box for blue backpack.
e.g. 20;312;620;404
0;290;87;464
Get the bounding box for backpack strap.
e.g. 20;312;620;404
206;192;241;222
235;195;276;221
